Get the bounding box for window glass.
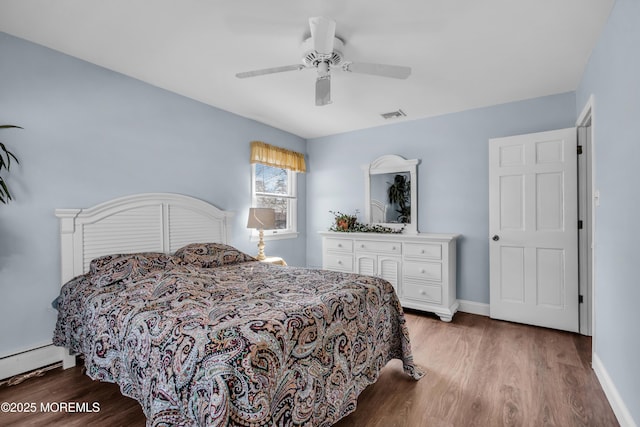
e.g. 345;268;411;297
253;164;296;234
255;196;287;230
255;164;288;195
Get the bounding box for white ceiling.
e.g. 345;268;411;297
0;0;614;139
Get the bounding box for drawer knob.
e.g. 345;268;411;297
421;269;426;274
392;246;397;250
361;244;365;248
337;243;342;247
420;290;426;295
338;260;343;265
421;249;425;254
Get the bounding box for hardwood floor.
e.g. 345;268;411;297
0;312;618;426
335;311;618;427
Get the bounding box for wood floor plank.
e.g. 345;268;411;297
0;312;619;427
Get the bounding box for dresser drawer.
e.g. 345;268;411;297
403;281;442;304
324;253;353;272
324;238;353;253
355;240;401;255
404;243;442;260
403;261;442;282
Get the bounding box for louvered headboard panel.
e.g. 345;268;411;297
167;204;226;253
81;204;164;272
56;193;233;284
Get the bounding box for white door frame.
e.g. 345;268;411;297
576;95;596;337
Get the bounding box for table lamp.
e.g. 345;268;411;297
247;207;276;260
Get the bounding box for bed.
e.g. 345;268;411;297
53;193;422;426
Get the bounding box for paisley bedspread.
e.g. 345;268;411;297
53;257;422;426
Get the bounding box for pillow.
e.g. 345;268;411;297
88;252;183;287
174;243;255;268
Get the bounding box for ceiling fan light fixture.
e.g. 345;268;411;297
317;60;330;76
301;36;344;67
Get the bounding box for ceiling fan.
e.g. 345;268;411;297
235;16;412;106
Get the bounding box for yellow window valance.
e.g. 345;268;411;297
250;141;306;173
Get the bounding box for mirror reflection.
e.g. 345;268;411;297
364;154;419;234
370;172;411;224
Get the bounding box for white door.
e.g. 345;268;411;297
489;128;579;332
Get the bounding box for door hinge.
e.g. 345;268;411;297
578;220;583;229
579;295;584;304
577;145;583;155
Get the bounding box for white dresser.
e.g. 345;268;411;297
320;231;459;322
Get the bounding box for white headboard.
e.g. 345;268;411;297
56;193;233;284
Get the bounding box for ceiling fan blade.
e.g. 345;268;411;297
315;76;331;106
236;64;305;79
309;16;336;55
343;62;412;79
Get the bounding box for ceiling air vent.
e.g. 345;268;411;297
380;109;406;120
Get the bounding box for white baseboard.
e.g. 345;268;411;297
457;299;490;317
592;352;638;427
0;344;70;380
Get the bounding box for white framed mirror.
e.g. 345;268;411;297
363;155;420;234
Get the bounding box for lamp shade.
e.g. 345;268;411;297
247;207;276;229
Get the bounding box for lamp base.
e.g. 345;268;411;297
256;228;266;260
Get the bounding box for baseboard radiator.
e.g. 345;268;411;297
0;345;76;382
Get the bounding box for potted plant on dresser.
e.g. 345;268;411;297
0;125;22;204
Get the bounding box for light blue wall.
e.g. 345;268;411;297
306;93;577;304
0;32;306;357
576;0;640;422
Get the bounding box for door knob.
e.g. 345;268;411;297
492;235;500;241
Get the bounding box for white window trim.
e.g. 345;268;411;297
250;164;298;241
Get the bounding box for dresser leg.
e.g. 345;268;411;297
438;314;453;322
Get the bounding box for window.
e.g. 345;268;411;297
249;140;305;239
252;163;298;238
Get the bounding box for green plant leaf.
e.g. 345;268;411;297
0;125;21;204
0;178;11;203
0;142;19;170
